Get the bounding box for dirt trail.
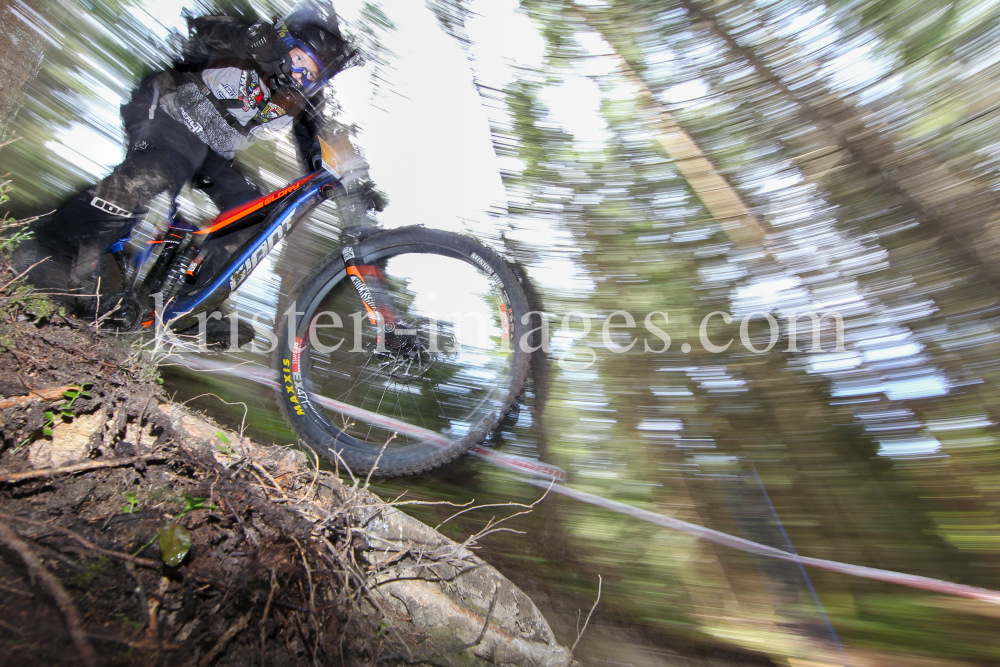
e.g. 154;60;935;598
0;289;572;666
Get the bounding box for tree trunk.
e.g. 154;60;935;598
678;0;1000;289
575;6;769;251
0;0;53;154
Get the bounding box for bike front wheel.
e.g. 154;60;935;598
273;227;532;477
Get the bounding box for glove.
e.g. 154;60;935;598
359;179;388;213
269;86;308;116
240;22;285;66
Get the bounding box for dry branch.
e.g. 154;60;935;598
0;452;167;483
198;610;253;667
569;574;602;660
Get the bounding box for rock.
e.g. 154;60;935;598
27;411;104;468
360;502;573;667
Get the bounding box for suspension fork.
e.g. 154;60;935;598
324;168;416;347
341;245;395;325
340;246;416;350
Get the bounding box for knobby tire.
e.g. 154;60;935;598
273;226;531;477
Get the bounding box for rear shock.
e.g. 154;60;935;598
140;218;199;303
160;242;197;300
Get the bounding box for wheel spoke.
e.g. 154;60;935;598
278;232;529;475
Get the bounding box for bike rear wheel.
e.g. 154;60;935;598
273;227;531;476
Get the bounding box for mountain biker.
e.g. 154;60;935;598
18;6;352;343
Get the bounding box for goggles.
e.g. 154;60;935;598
282;35;328;95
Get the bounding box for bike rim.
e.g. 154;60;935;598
291;248;518;456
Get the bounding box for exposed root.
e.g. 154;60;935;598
0;520;98;667
0;452;166;483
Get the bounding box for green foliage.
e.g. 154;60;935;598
154;494;219;566
2;0;179;217
122;491;139;513
133;493;218;565
347;2;398;93
0;181;29;257
13;384;93;454
179;493;220;515
819;0;1000;64
0;181;61;322
216;430;234;456
480;0;1000;661
49;386;94;433
1;0;294;217
426;0;474;50
158;522;192;567
5;0;999;662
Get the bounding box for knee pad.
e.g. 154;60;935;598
90;148;193;213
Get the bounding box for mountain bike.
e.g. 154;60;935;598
96;136;532;477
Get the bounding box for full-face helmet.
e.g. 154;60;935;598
276;1;350;95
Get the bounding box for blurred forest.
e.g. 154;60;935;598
5;0;1000;665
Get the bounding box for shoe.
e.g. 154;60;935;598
174;311;256;350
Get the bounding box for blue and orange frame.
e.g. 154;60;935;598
113;170;339;328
